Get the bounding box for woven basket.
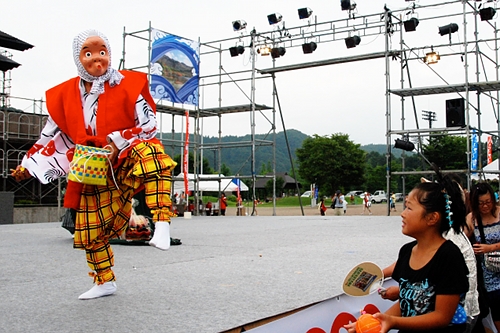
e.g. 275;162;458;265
68;144;111;186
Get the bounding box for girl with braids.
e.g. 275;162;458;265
346;167;469;333
11;30;177;300
466;182;500;332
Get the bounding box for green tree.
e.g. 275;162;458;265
423;135;467;170
220;163;231;176
265;176;285;197
296;133;365;195
366;151;386;168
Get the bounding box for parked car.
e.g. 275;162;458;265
346;190;363;197
301;190;312;198
371;190;387;203
395;193;404;202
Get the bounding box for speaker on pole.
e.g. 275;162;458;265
445;98;465;127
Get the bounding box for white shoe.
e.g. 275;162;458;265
78;281;117;300
149;222;171;251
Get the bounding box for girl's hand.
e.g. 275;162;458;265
373;313;393;333
343;321;357;333
10;165;31;182
379;286;399;301
473;243;493;254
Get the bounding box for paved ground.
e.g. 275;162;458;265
0;213;409;333
230;201;402;217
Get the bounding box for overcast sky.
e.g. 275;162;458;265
2;0;497;146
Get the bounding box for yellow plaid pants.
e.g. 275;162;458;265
73;141;176;284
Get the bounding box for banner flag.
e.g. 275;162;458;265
471;129;478;171
183;110;189;196
487;136;493;165
232;178;242;201
150;28;199;106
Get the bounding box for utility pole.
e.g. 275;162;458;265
422;110;436;128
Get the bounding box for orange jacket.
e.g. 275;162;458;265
220;196;227;210
46;70;155;147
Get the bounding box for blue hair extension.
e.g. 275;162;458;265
444;192;453;227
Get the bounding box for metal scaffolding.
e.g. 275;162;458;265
386;0;500;214
2;1;498;216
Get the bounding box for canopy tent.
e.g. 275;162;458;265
0;54;20;72
0;31;34;51
472;159;500;181
173;173;249;195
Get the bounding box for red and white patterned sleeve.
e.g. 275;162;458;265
106;94;157;156
21;116;75;184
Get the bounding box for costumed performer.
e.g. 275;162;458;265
11;29;176;300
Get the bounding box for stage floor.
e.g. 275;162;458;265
0;214;408;333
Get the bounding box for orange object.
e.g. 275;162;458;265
355;314;381;333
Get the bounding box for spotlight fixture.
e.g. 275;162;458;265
258;45;271;56
480;7;496;21
301;41;317;54
229;45;245;57
341;0;356;11
403;17;419;32
394;138;415;152
267;13;283;25
232;20;247;31
438;23;458;36
271;47;286;59
345;36;361;49
298;7;313;19
424;51;440;64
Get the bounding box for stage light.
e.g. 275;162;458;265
403;17;419;32
258;45;271;56
438;23;458;36
298;7;313;19
480;7;496;21
267;13;282;25
271;47;286;59
232;20;247;31
394;139;415;152
424;51;440;64
341;0;355;11
301;42;317;54
345;36;361;49
229;46;245;57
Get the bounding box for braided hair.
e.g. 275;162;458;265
412;164;467;235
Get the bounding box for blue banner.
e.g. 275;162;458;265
150;29;199;106
471;129;478;171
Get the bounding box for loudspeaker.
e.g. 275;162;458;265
446;98;465;127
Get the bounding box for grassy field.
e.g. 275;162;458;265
199;195;365;207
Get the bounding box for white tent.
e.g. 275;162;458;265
472;159;500;181
173;173;249;194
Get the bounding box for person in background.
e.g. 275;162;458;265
319;198;327;216
220;193;227;216
332;190;344;216
390;192;397;212
466;183;500;333
362;192;372;215
347;166;469;333
11;29;176;300
205;201;212;216
343;195;348;215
